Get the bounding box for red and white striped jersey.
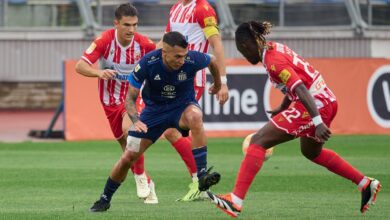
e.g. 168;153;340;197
263;42;336;109
82;29;155;106
166;0;218;87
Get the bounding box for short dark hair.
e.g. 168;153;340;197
163;31;188;49
115;3;138;20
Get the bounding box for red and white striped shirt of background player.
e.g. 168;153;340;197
166;0;219;93
263;42;336;108
82;29;156;106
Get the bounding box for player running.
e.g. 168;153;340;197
206;21;381;217
90;31;222;212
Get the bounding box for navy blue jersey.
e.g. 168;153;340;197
128;49;211;109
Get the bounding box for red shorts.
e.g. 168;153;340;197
270;101;338;139
102;104;126;139
135;86;205;113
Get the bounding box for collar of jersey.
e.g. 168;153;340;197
115;29;134;49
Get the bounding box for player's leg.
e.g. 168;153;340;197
164;128;198;181
300;137;381;213
90;137;153;212
178;104;222;192
207;121;294;217
121;113;153;200
163;128;201;201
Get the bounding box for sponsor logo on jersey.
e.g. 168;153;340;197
185;56;194;64
154;74;161;80
86;42;96;54
148;55;160;64
278;69;291;84
115;74;130;81
162;85;176;98
178;71;187;81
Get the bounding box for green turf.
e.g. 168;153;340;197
0;135;389;219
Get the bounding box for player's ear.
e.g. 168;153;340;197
114;19;119;27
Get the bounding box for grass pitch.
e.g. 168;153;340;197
0;135;389;219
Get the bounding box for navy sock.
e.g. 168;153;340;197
192;146;207;178
101;177;121;203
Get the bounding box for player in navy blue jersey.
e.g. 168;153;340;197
90;31;222;212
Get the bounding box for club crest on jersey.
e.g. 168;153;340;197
178;71;187;81
154;74;161;80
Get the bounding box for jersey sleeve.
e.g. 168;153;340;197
128;59;147;89
81;34;107;65
194;2;219;39
190;51;211;71
268;60;303;92
140;35;157;54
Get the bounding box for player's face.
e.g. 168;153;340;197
236;41;261;65
162;43;188;71
114;16;138;43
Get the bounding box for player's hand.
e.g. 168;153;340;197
315;123;331;142
133;121;148;133
208;82;221;95
266;106;284;117
216;84;229;105
98;69;117;80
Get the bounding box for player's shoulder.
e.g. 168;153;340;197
98;29;115;41
134;32;154;45
194;0;215;13
143;49;162;66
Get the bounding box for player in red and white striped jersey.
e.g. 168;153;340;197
207;21;381;217
153;0;230;201
75;3;158;205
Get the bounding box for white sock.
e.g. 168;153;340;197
192;173;198;182
357;176;369;191
231;193;243;207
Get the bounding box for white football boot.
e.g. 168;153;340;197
144;180;159;204
134;172;150;199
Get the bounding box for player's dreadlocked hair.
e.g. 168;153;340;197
235;21;272;64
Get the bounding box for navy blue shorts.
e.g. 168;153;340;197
128;101;200;142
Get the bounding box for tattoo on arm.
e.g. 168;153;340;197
125;86;140;123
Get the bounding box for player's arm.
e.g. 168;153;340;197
267;95;291;117
207;54;221;95
126;63;148;132
207;34;228;105
294;83;331;142
75;59;116;80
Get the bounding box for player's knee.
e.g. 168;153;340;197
186;111;203;128
126;136;141;152
164;129;181;143
300;146;321;160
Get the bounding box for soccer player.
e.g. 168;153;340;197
206;21;381;217
75;3;159;204
90;31;222;212
153;0;229;201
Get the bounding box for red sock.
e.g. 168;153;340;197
312;148;364;184
233;144;266;199
172;137;198;175
131;154;145;175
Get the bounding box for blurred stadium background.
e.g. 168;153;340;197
0;1;389;219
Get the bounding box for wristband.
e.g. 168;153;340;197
312;115;323;127
220;76;227;85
